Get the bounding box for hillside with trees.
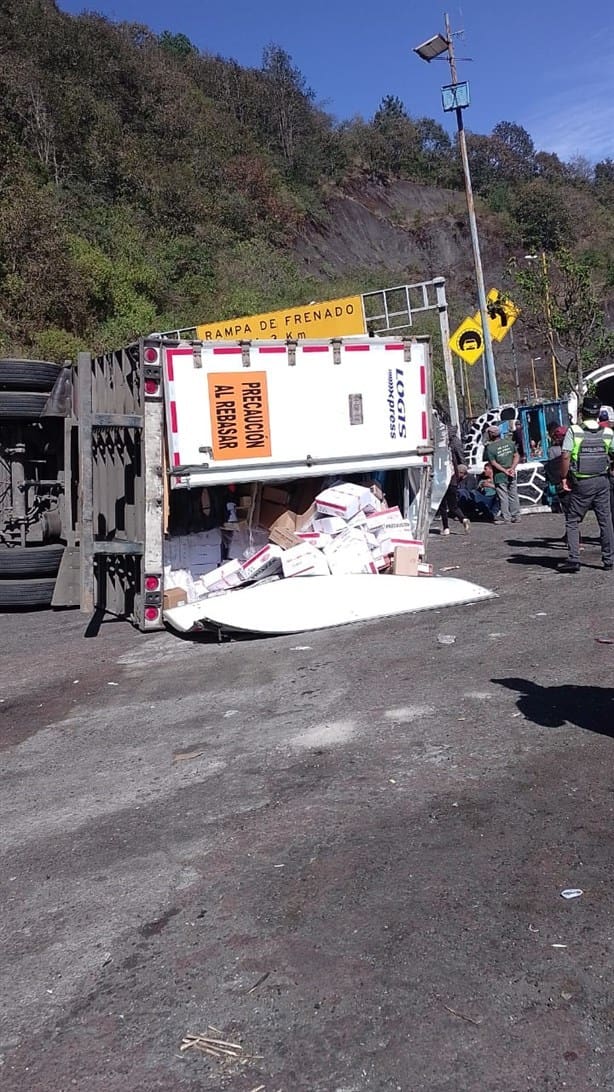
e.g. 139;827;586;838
2;0;614;400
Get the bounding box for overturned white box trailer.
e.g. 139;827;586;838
53;334;492;634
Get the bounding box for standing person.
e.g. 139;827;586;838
447;424;465;470
438;465;471;535
558;393;614;573
483;424;521;524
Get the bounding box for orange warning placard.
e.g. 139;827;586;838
208;372;272;461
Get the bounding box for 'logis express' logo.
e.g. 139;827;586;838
387;368;407;439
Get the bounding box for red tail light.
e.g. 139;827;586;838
145;575;160;591
144;347;159;363
144;378;159;395
145;606;160;622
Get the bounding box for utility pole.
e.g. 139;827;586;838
443;13;500;410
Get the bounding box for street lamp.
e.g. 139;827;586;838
414;14;500;411
524;252;559;399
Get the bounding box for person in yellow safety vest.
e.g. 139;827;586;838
558;393;614;573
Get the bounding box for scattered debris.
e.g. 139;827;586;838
561;889;583;900
442;1003;482;1026
223;710;239;718
107;681;119;686
247;972;270;994
530;612;548;618
561;991;573;1000
511;712;523;718
551;943;568;949
595;637;614;644
290;645;312;651
528;924;539;933
437;634;456;645
180;1030;246;1061
440;565;460;572
389;778;397;784
172;748;205;765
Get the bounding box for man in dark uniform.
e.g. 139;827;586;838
558;394;614;573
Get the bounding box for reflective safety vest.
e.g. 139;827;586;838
569;422;613;478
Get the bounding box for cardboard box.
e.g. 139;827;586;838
262;485;292;507
295;531;333;550
417;562;434;577
379;532;425;557
365;506;405;533
163;586;189;609
313;515;347;535
268;511;303;550
392;545;420;576
241;543;283;582
281;543;331;578
268;504;317;549
315;482;375;520
324;527;378;575
259;500;288;529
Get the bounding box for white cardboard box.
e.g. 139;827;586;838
324;527;378;575
241;543;283;582
295;531;333;550
281;543;331;578
365;506;405;533
315;482;375;520
312;515;347;536
379;532;425;557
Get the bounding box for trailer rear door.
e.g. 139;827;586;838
163;337;433;489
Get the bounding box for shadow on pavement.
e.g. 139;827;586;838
506;537;566;549
506;553;565;570
506;553;604;571
494;677;614;737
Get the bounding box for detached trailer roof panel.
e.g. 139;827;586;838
163;338;432;487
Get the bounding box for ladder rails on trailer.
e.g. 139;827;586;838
78;344;165;629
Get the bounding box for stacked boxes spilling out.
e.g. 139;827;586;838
163;480;430;609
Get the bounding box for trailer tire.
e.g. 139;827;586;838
0;392;48;419
0;577;55;609
0;544;64;578
0;359;61;392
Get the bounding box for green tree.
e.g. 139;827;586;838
510;249;614;395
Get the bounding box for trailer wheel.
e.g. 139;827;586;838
0;392;48;419
0;544;64;578
0;577;55;609
0;359;61;392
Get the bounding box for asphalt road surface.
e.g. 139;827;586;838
2;512;614;1091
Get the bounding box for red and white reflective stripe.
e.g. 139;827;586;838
302;345;328;353
259;346;286;354
421;411;428;439
385;343;404;351
344;344;370;352
420;365;426;395
164;347;192;467
213;346;242;355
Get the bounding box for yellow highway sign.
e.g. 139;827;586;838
483;288;520;342
449;315;484;366
196;295;365;342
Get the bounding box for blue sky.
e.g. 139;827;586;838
57;0;614;162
